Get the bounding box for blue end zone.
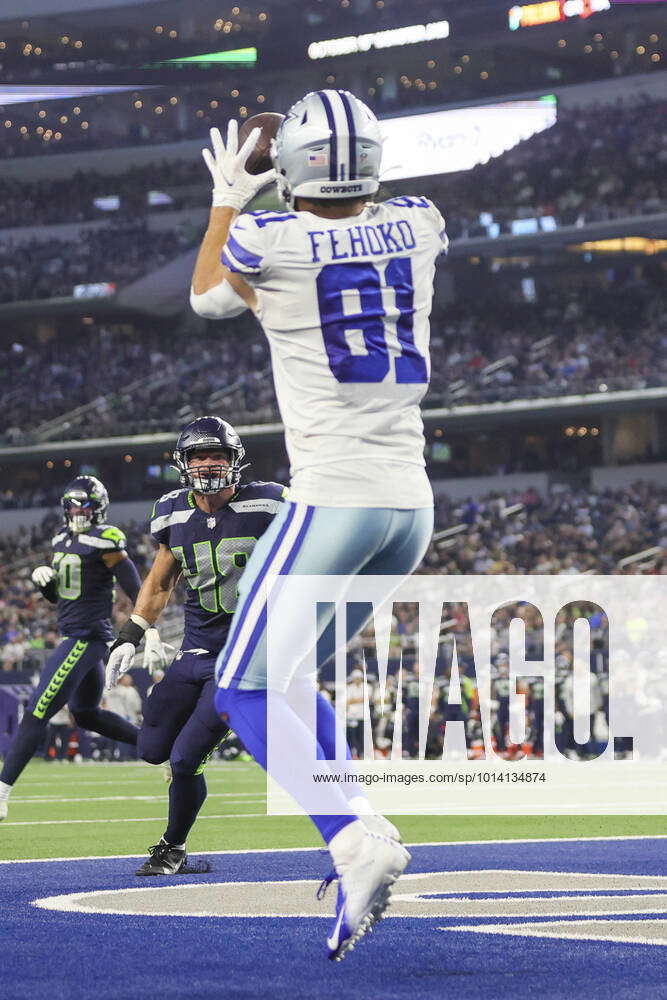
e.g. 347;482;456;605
1;839;665;1000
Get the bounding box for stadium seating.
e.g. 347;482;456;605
2;275;664;448
1;98;664;236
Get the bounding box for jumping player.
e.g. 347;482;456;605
0;476;142;820
190;90;447;959
105;416;285;875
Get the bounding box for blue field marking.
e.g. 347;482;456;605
1;839;665;1000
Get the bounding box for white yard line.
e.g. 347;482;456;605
18;776;261;789
0;812;269;827
10;792;265;804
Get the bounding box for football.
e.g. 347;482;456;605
238;112;284;174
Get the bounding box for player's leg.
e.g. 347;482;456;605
0;638;102;818
216;503;389;842
215;504;428;957
286;507;434;826
217;504;433;784
137;673;229;875
137;654;202;766
68;657;138;747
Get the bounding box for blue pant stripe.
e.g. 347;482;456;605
281;505;314;575
216;503;297;685
228;504;315;688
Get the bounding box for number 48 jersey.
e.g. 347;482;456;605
150;481;286;653
222;197;448;509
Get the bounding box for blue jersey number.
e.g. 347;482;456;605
316;259;428;384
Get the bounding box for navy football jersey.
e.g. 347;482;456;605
50;523;127;641
150;481;286;652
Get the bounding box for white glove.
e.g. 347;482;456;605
202;121;277;211
105;643;135;689
142;628;175;676
32;566;55;588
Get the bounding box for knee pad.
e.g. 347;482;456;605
169;749;201;777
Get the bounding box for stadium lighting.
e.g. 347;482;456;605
569;237;667;255
508;0;611;31
379;96;557;182
148;47;257;68
0;85;150;107
308;20;450;60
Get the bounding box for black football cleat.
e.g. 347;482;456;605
136;840;187;876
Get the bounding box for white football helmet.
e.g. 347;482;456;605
272;89;383;208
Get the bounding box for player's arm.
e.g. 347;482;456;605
105;545;180;688
133;543;181;624
190;121;275;319
102;550;142;604
191;207;257;315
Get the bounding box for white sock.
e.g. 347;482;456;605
0;781;12;801
349;795;375;817
329;819;367;868
161;837;186;850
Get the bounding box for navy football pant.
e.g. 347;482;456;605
0;637;138;786
138;651;230;845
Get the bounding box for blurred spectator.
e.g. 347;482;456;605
406;98;667;234
0;221;196;304
45;705;73;762
1;98;663;232
346;667;367;759
1;278;664;448
102;674;142;760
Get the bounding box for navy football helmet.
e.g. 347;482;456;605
62;475;109;533
173;416;247;494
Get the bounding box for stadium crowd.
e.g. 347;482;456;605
0;161;202;230
427;274;667;406
0;311;273;449
415;98;667;236
0;221;197;304
1;97;664;242
1;276;664;448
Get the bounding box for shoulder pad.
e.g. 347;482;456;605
150;488;191;519
237;481;287;501
384;196;433;210
228;481;286;516
51;531;68;547
77;525;126;551
151;489;196;536
99;525;127;548
247;210;298;228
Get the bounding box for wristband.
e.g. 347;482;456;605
131;613;151;631
110;617;148;652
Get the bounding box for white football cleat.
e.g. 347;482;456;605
360;813;402;842
326;833;410;962
0;800;8;821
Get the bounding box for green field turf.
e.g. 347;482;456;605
0;760;662;861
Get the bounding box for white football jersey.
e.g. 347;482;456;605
222;197;448;508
